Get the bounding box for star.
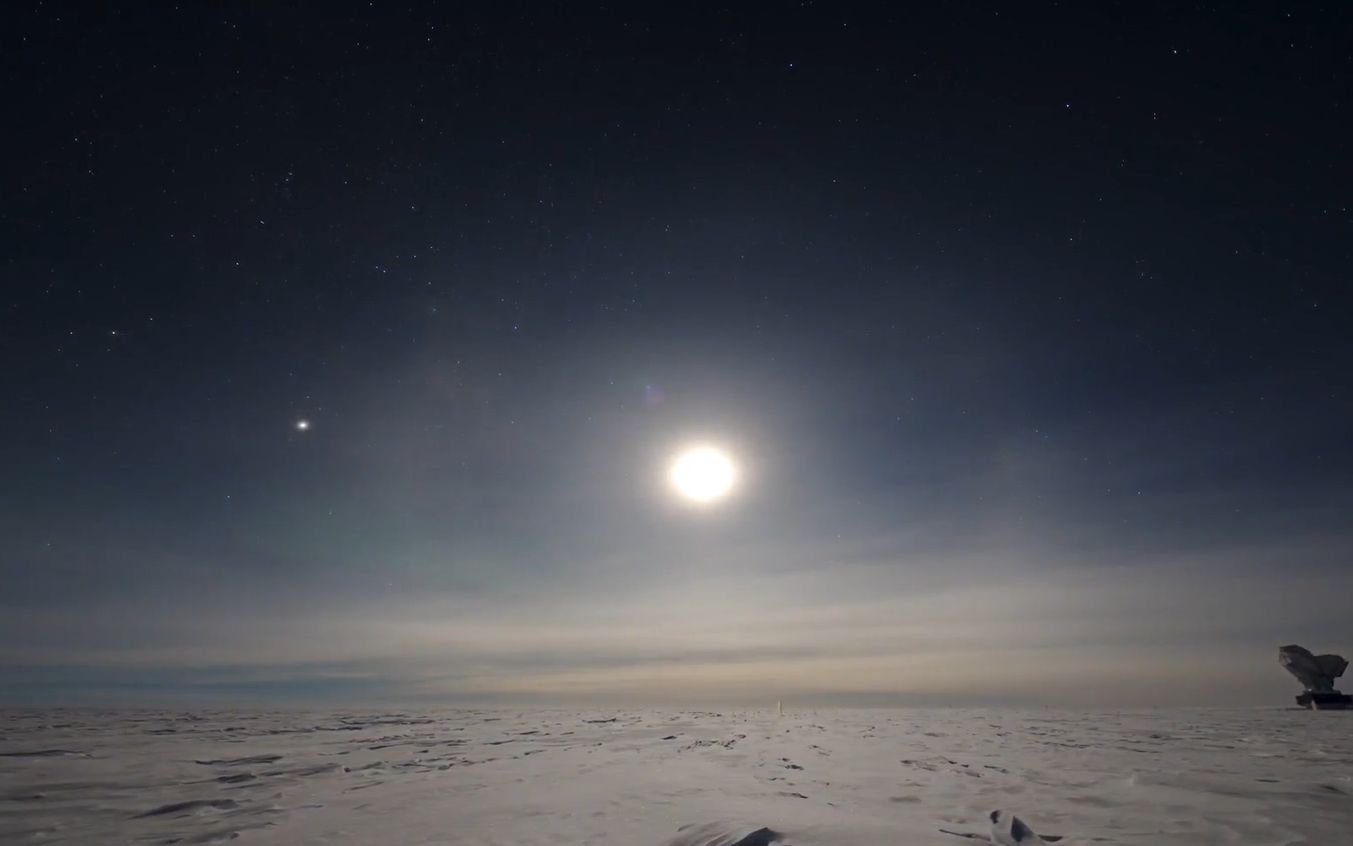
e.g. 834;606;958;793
295;419;311;432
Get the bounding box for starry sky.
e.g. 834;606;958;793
4;3;1351;707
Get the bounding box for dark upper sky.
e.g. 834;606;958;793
3;2;1351;706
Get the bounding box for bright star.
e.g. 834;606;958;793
295;419;311;432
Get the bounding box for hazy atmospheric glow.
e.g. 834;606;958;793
669;445;737;503
6;5;1349;712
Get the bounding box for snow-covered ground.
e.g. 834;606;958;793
1;707;1349;844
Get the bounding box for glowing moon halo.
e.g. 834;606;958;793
669;445;737;504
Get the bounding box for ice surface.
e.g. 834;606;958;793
1;707;1350;844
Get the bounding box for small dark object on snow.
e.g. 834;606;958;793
1280;644;1352;710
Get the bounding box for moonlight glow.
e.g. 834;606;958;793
669;445;737;504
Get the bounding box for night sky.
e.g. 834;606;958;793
4;3;1351;706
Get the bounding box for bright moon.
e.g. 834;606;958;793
669;445;737;504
